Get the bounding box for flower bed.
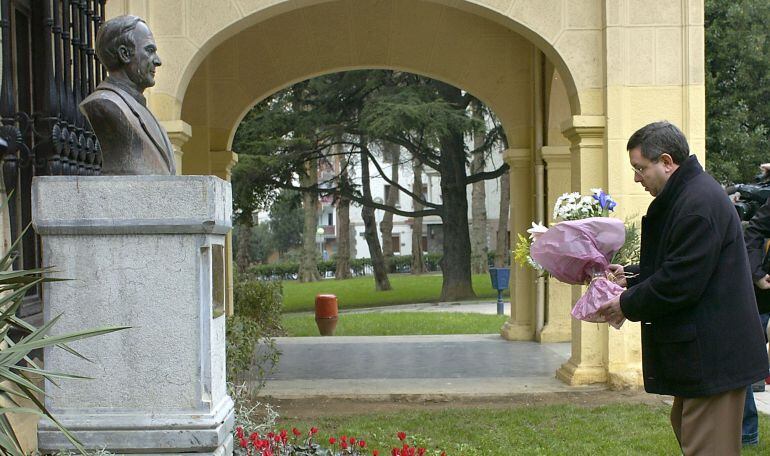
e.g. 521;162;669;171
234;426;446;456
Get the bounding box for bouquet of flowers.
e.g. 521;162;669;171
518;189;628;328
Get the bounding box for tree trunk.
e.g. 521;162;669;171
362;205;391;290
235;215;253;274
379;142;400;272
335;195;352;280
494;170;511;267
299;159;322;282
411;161;426;275
436;84;474;301
470;101;489;274
361;145;391;291
334;146;353;280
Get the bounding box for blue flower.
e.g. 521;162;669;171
592;191;616;212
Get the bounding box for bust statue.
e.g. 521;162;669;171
80;15;176;175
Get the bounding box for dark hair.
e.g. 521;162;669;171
626;121;690;165
95;15;145;71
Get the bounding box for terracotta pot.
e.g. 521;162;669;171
315;294;338;336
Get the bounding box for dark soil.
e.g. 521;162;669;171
268;390;669;420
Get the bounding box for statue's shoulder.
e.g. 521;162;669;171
81;85;131;119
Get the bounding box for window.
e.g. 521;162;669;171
392;235;400;254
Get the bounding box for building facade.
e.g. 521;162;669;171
1;0;707;394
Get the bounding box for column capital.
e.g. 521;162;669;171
540;146;571;166
560;115;605;149
502;148;531;167
162;120;192;144
161;120;192;174
210;150;239;181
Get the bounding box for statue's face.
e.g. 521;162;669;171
125;22;161;91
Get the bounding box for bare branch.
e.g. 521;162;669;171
465;163;510;185
364;148;441;209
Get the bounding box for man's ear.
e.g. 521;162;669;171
660;153;675;170
117;45;132;64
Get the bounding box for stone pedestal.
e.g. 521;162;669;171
32;176;234;455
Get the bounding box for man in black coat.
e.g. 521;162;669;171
598;121;768;455
740;172;770;446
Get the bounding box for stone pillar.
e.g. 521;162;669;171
33;176;234;455
161;119;192;174
500;148;535;341
555;115;609;385
211;151;239;316
538;146;572;343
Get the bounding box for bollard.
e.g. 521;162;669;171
315;294;339;336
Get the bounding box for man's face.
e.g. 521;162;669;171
125;22;161;91
628;146;672;197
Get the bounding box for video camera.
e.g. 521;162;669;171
726;168;770;222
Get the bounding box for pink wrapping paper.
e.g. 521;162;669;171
530;217;626;328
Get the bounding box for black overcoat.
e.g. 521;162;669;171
620;155;768;397
744;197;770;314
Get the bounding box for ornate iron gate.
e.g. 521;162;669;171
0;0;105;322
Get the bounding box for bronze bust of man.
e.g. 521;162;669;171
80;15;176;175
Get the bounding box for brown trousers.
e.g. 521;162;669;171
670;387;747;456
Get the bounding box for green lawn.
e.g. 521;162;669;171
282;312;507;336
281;273;509;313
268;403;770;455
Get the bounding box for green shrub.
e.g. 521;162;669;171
227;280;285;385
233;280;285;336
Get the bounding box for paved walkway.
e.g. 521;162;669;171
261;300;770;416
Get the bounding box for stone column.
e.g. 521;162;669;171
161;119;192;174
555;115;609;385
211;151;239;316
538;146;572;343
34;176;234;455
500;148;535;341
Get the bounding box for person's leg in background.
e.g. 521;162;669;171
743;385;759;446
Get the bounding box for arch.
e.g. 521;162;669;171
176;0;595;156
139;0;599;123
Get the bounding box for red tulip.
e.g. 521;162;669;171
373;450;380;456
292;428;301;437
239;438;248;448
329;436;336;445
310;427;318;435
359;440;366;448
397;432;407;441
350;437;357;445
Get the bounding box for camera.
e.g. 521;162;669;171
726;168;770;221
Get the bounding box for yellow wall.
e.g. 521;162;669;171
103;0;706;389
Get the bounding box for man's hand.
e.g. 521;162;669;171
756;274;770;290
598;295;625;327
608;264;627;287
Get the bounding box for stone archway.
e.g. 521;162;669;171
104;0;707;390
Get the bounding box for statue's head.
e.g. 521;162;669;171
95;15;161;92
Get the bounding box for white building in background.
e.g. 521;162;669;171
315;143;506;260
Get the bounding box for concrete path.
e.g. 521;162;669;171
258;335;600;399
263;300;770;416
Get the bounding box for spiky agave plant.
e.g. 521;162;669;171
0;223;128;455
